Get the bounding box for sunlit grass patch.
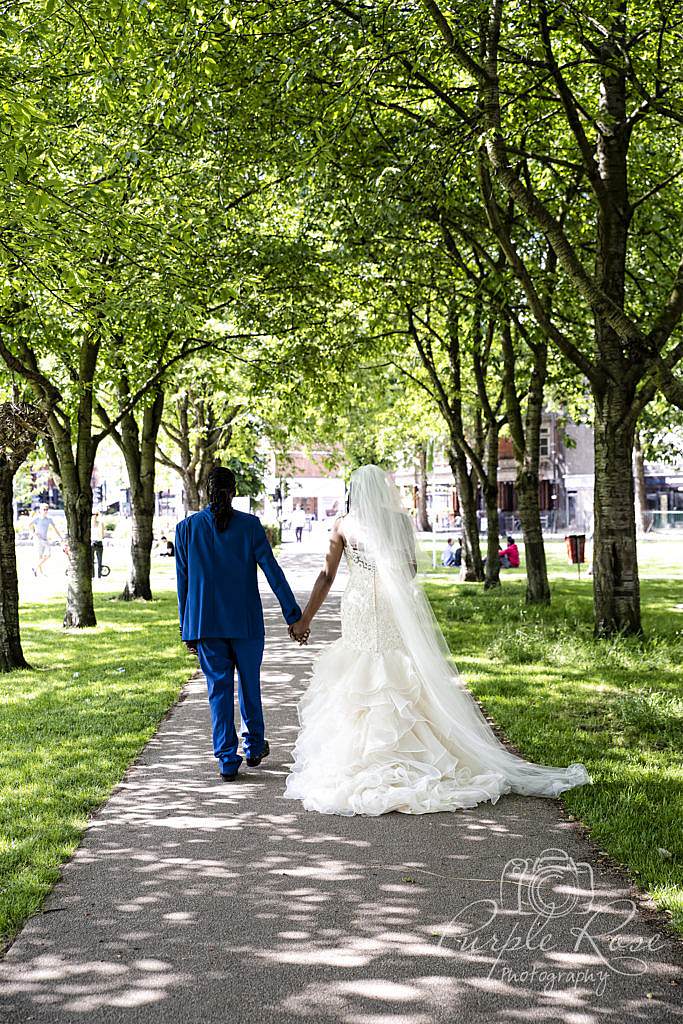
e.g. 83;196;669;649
0;592;192;950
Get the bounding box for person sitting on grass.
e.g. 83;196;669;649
159;535;175;557
499;536;520;569
441;537;462;568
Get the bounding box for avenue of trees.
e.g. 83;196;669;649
2;0;683;668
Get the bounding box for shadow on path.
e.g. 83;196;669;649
0;550;680;1023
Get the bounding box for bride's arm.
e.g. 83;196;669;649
290;518;345;640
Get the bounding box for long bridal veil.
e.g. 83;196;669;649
345;464;591;797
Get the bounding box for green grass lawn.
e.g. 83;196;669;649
422;537;683;934
0;591;192;950
418;532;683;580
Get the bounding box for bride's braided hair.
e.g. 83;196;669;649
208;466;236;532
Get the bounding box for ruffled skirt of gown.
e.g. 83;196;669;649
283;638;524;815
283;547;591;816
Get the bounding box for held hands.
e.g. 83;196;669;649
289;617;311;646
179;624;198;656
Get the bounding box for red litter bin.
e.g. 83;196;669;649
565;534;586;577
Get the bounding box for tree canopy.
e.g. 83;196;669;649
2;0;683;635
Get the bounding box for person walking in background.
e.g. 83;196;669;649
30;503;63;577
499;536;520;569
91;511;105;578
175;467;304;781
292;504;306;543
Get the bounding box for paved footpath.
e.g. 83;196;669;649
1;546;681;1023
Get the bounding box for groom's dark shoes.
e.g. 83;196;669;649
246;740;270;768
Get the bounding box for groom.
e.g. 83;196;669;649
175;467;305;781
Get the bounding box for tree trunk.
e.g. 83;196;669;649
197;473;210;509
633;432;648;535
196;456;213;509
482;422;501;590
589;38;641;635
471;7;653;630
516;471;550;605
183;474;201;514
448;449;484;581
500;324;551;605
62;487;96;628
415;443;432;532
118;391;164;601
445;303;483;581
483;483;500;589
121;498;154;601
592;388;641;635
158;390;239;517
39;336;100;628
0;463;29;671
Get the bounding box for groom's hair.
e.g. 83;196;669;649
208;466;237;532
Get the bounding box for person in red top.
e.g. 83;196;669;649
499;536;520;569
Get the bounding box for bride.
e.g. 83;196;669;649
284;464;592;816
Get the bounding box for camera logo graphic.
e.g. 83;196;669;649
501;847;596;919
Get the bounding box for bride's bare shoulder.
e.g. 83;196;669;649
331;512;356;552
331;513;349;545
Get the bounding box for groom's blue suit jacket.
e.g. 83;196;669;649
175;507;301;641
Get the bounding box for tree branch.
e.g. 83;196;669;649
420;0;490;86
538;1;607;205
646;251;683;352
474;157;606;386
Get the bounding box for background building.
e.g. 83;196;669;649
14;421;682;536
497;413;595;532
261;449;346;527
394;412;682;534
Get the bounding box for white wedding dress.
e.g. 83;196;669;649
283;466;592;817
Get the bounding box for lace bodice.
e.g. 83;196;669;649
341;543;404;654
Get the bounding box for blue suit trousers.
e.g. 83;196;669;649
197;637;266;771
